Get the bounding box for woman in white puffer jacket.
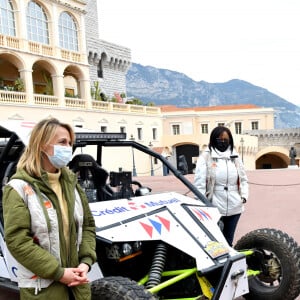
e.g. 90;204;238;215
194;126;249;246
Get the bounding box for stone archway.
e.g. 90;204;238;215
256;146;289;169
63;65;85;98
0;53;25;91
32;60;57;95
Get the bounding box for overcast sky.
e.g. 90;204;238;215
98;0;300;106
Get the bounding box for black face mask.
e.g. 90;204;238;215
215;139;229;152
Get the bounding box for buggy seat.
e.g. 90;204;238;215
68;154;113;202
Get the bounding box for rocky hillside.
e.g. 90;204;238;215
126;63;300;128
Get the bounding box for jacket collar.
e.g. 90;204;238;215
11;167;76;190
204;147;239;159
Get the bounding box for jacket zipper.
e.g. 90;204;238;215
225;159;229;216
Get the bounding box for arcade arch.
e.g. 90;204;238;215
63;65;85;98
32;60;57;95
256;146;289;169
0;53;25;90
0;53;86;99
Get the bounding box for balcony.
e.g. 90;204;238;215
0;90;26;104
0;90;161;115
0;34;85;63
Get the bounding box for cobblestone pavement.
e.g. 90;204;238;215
2;168;300;299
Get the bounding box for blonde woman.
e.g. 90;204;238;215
3;118;96;300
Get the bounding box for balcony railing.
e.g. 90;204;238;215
111;103;130;112
65;97;86;108
0;90;26;103
34;94;59;106
0;90;161;115
130;105;145;113
0;34;85;63
29;41;54;56
146;106;161;114
91;100;111;110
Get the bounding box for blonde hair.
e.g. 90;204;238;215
17;118;75;177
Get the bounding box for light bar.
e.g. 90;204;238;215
75;132;127;142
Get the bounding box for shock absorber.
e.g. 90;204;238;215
146;243;168;289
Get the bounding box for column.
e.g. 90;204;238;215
79;78;92;109
19;69;33;104
52;74;65;106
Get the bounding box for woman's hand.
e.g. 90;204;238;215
59;265;90;287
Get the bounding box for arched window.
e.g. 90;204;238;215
59;12;78;51
26;1;49;44
97;59;103;78
0;0;16;36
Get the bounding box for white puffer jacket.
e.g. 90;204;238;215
194;147;249;216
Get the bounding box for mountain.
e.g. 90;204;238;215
126;63;300;128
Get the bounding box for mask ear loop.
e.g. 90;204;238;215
41;143;54;158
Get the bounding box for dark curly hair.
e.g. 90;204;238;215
208;126;234;153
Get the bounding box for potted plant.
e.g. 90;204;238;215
14;78;25;92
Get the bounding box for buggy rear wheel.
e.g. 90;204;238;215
235;228;300;300
91;276;156;299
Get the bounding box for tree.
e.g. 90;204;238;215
126;97;144;105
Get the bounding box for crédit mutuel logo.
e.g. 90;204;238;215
92;198;181;217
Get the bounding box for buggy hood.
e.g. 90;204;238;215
90;192;238;272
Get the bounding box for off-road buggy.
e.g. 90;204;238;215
0;120;300;300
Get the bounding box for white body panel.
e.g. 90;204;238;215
218;257;249;299
0;256;10;278
88;263;103;282
90;192;242;272
0;230;18;281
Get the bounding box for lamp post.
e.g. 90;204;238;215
148;141;154;176
240;137;244;163
130;135;137;177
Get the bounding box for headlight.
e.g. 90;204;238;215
122;243;133;256
133;241;142;251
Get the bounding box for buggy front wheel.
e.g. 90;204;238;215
235;228;300;300
91;276;156;300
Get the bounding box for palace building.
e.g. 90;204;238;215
1;0;295;172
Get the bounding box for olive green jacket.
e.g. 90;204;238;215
3;167;96;300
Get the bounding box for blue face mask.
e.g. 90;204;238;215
47;145;72;169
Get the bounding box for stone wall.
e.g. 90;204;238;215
85;0;99;39
85;0;131;99
245;128;300;154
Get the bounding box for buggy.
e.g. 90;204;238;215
0;120;300;300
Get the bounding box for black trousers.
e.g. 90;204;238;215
220;213;241;246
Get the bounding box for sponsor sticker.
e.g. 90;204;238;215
92;198;181;217
205;241;229;258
